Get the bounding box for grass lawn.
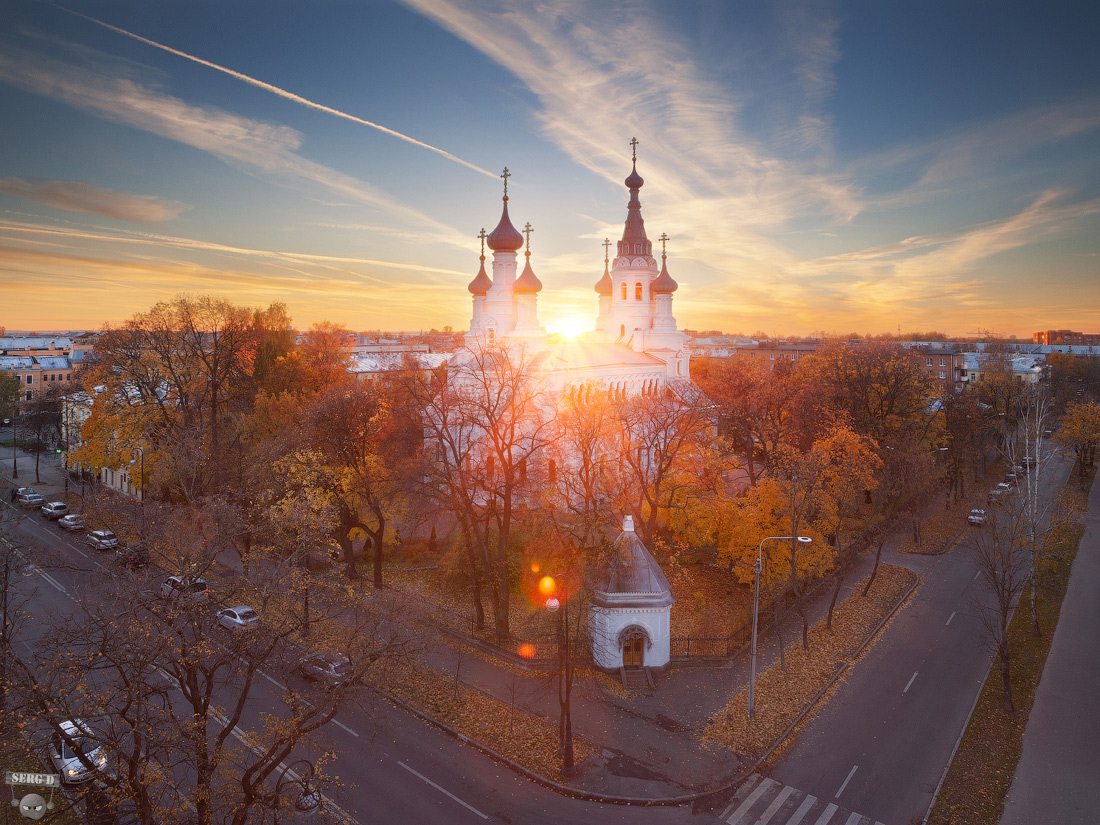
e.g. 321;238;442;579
927;470;1092;825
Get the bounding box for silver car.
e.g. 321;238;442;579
18;492;45;509
298;652;352;687
216;605;260;632
48;720;107;785
58;514;86;531
160;575;209;604
86;530;120;550
41;501;69;520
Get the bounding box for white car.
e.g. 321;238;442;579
48;720;107;785
968;509;986;525
216;605;260;632
160;575;209;604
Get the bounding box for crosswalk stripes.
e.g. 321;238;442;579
721;774;887;825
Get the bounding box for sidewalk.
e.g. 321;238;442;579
999;472;1100;825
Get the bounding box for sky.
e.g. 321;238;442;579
1;0;1098;339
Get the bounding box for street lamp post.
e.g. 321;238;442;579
273;759;321;824
543;573;575;777
128;447;144;540
748;535;812;719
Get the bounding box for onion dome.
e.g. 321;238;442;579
487;196;524;251
595;258;613;295
468;255;491;295
625;162;644;191
652;255;678;293
513;251;542;294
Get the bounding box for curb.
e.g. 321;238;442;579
756;572;919;768
377;687;746;806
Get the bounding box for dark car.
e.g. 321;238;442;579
115;545;148;569
298;652;351;687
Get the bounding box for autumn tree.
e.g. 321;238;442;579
417;341;558;635
614;386;715;546
1056;399;1100;483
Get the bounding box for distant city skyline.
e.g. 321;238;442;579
1;1;1098;338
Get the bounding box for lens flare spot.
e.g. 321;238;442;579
530;563;540;574
538;575;556;596
517;642;537;659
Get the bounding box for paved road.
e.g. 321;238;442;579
737;456;1073;825
3;498;720;825
999;471;1100;825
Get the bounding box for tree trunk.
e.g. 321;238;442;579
460;520;486;629
772;594;786;672
369;521;385;588
1000;641;1014;712
863;538;886;596
826;572;846;631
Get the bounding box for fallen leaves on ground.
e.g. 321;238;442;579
702;564;918;758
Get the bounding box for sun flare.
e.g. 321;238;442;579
549;316;589;341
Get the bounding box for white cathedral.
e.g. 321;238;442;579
454;145;685;672
461;146;691;395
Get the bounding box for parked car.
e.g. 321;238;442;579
1004;472;1018;485
41;501;69;520
216;605;260;632
989;483;1012;502
58;513;86;531
115;545;148;569
968;509;986;525
18;492;45;508
1012;464;1025;475
298;652;351;687
15;486;36;498
48;719;107;785
160;575;209;604
86;529;119;551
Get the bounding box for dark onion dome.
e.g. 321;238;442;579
625;162;644;190
487;196;524;251
652;256;678;293
468;256;491;295
513;251;542;294
594;258;613;295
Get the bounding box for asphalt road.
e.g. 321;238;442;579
3;501;719;825
767;457;1072;825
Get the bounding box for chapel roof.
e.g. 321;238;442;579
592;516;674;607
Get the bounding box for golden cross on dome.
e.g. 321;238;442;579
603;237;612;262
501;167;511;197
478;228;487;256
522;222;533;252
629;136;639;163
659;232;669;256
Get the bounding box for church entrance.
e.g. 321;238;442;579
623;634;645;667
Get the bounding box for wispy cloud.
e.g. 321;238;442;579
0;176;188;223
0;44;472;251
57;5;497;180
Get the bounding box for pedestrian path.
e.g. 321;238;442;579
721;774;887;825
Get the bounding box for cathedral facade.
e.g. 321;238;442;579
460;148;691;395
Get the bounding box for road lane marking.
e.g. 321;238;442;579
835;765;858;798
946;611;956;625
720;774;760;820
904;672;918;693
786;792;818;825
973;571;979;581
842;813;863;825
331;718;359;738
258;669;288;691
755;784;795;824
36;569;70;596
726;775;775;823
397;760;488;820
812;803;838;824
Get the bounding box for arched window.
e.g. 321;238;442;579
620;324;625;338
621;283;627;300
635;282;643;300
487;328;495;343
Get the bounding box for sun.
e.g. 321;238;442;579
550;316;589;341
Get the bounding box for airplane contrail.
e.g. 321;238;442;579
57;5;498;180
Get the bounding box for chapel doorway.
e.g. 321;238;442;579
623;633;645;667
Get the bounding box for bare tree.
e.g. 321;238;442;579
970;504;1033;712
